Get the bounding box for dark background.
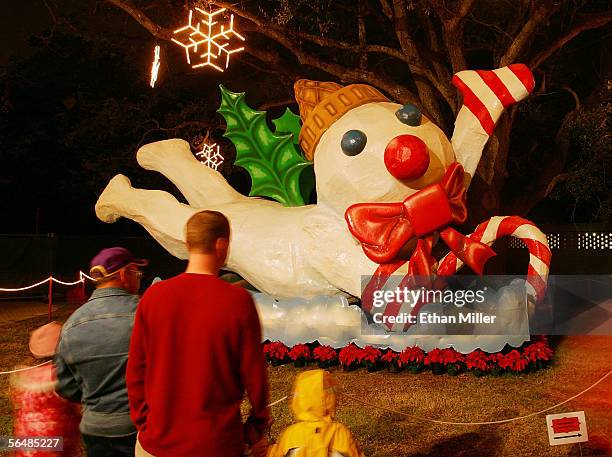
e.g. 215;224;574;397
0;0;610;237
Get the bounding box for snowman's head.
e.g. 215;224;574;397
296;80;455;215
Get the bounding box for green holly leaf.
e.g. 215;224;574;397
271;108;315;203
272;108;302;145
218;85;313;207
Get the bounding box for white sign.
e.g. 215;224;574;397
546;411;588;446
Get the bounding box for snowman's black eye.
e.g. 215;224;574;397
341;130;367;156
396;104;422;126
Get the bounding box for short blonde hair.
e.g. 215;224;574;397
185;210;230;253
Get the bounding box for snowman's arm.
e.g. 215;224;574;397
137;139;248;208
96;174;198;259
451;64;535;181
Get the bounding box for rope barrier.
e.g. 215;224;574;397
0;360;52;376
338;368;612;426
0;277;56;292
1;365;609;428
0;272;92;292
262;368;611;427
268;395;289;408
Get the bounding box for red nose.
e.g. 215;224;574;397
384;134;430;181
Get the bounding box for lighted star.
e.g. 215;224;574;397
171;7;245;71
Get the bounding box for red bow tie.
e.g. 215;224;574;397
345;163;495;277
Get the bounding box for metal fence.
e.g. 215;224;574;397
506;224;612;275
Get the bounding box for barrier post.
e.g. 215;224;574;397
81;274;87;303
48;278;53;321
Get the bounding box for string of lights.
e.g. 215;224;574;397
0;272;94;293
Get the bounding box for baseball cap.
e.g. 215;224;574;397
89;247;148;279
29;322;62;358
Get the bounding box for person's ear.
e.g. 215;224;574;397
216;238;229;264
119;268;127;284
216;237;229;252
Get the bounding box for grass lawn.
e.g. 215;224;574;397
1;303;610;456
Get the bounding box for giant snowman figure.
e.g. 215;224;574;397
96;64;551;352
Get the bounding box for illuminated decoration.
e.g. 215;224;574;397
150;45;161;88
195;142;224;170
0;272;92;292
0;271;94;321
171;7;245;71
0;271;93;292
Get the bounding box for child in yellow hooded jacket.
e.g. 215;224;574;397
259;369;365;457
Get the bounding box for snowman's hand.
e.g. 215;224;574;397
96;174;197;259
137;138;247;208
451;64;535;180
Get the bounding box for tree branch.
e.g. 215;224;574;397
137;120;223;149
217;2;440;81
378;0;394;21
530;12;612;69
500;1;558;66
281;27;452;102
258;98;297;111
358;0;367;69
211;1;425;105
429;0;475;73
390;0;446;124
105;0;173;40
418;8;452;84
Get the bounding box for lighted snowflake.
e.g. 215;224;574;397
195;143;224;170
171;7;245;71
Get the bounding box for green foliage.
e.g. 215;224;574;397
217;86;313;207
272;108;301;144
272;108;315;203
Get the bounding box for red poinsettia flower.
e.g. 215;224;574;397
289;344;312;361
465;349;490;371
381;350;400;363
361;346;382;364
512;356;529;372
523;341;553;362
496;350;529;372
495;352;513;370
399;346;425;365
424;348;445;365
338;344;363;366
263;341;289;361
313;345;338;362
441;348;464;364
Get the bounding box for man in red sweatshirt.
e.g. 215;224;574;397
127;210;270;457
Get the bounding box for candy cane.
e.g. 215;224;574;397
437;216;551;302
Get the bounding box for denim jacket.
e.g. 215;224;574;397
54;288;138;437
